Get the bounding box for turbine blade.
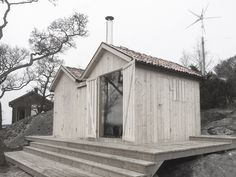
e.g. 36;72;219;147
188;10;201;18
205;16;221;19
186;19;201;29
204;3;209;15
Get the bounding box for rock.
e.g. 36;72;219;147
157;150;236;177
208;126;234;135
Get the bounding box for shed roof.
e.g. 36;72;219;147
65;66;84;80
9;91;53;107
53;43;201;90
109;44;202;78
50;65;84;92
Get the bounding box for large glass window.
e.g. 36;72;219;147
100;70;123;138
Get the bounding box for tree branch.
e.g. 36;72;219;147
0;0;55;40
0;12;87;99
0;0;11;40
9;0;39;6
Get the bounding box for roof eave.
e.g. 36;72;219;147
136;61;203;81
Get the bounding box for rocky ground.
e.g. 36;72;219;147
0;110;53;176
157;108;236;177
201;109;236;136
0;108;236;177
157;151;236;177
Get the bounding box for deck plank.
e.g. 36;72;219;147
5;151;102;177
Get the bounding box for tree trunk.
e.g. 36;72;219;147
0;101;2;130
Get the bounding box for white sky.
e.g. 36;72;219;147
1;0;236;124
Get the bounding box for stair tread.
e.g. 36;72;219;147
25;146;146;177
5;151;102;177
26;136;158;154
26;136;231;154
30;142;155;166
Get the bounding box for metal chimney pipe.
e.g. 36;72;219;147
105;16;114;44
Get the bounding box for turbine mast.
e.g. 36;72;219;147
201;36;206;75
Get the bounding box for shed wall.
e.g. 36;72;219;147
53;73;86;138
88;50;128;79
134;65;200;144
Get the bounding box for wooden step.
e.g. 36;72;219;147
26;136;233;162
5;151;102;177
24;146;147;177
26;136;156;161
29;142;155;174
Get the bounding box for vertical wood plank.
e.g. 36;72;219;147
123;61;135;142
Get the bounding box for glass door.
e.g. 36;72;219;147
99;70;123;138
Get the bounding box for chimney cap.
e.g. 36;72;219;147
105;16;114;21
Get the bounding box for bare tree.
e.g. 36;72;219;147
0;9;88;127
33;56;63;114
180;51;192;67
180;41;213;73
0;44;35;98
0;12;87;98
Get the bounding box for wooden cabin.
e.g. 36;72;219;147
50;42;202;144
9;89;53;123
7;43;236;177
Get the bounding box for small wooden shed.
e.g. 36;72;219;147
9;89;53;124
51;42;201;144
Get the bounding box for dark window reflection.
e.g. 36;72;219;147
100;70;123;138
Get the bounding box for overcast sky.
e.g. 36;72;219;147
1;0;236;124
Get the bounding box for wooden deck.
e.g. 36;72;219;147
5;135;236;177
26;135;236;161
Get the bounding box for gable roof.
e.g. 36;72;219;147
81;43;132;79
50;65;84;92
65;66;84;80
9;91;53;107
109;44;202;78
81;42;201;79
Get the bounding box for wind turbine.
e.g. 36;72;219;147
187;5;220;75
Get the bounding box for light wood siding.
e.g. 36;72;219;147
122;61;135;142
85;50;128;138
86;78;98;138
77;86;87;138
88;51;128;79
53;73;87;138
134;66;200;144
